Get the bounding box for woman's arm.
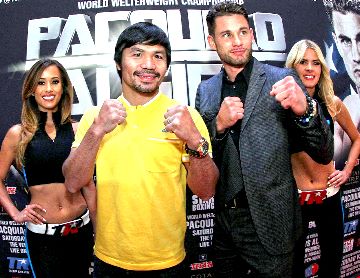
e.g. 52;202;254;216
0;125;45;223
0;126;22;220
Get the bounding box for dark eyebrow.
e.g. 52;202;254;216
129;45;166;56
219;29;231;35
356;33;360;42
129;46;144;52
219;27;248;35
337;34;351;41
38;77;60;80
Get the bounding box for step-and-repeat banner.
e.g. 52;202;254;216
0;0;359;277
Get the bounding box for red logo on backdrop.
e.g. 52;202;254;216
190;261;213;270
305;263;319;277
343;238;355;253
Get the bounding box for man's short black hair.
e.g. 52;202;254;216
114;22;171;77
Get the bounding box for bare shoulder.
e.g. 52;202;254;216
3;125;22;146
335;97;357;132
333;96;343;110
0;125;21;176
331;96;347;120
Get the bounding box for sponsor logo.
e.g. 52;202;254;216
51;219;84;236
344;220;359;235
199;254;207;262
7;187;17;195
343;238;355;253
190;261;213;270
305;263;319;277
191;274;213;278
7;257;29;271
308;221;316;229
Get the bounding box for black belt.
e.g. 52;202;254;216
225;190;248;209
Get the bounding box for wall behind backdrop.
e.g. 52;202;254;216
0;0;359;277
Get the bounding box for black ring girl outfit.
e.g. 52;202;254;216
294;93;344;278
23;111;94;278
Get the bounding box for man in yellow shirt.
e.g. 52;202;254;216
62;22;219;277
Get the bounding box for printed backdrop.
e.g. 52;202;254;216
0;0;359;277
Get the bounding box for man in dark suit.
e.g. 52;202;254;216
195;2;334;277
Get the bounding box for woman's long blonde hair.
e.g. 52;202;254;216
16;59;73;167
285;39;338;118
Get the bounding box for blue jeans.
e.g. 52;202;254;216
93;256;186;278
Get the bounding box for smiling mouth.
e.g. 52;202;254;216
134;70;160;78
304;75;315;80
42;95;55;100
138;74;158;79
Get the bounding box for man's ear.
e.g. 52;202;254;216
208;35;216;50
116;63;121;71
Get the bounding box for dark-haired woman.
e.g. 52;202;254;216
0;59;95;277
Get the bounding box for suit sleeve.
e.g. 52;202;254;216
195;83;228;164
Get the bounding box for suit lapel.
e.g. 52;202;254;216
204;70;223;119
241;60;266;132
212;73;223;109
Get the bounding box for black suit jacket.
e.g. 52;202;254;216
195;59;334;255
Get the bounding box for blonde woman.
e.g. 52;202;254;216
286;39;360;278
0;59;95;277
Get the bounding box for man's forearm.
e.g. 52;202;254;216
63;122;104;193
186;156;219;200
81;180;97;232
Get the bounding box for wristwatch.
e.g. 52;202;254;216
185;137;209;159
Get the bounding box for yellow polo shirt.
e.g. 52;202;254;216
73;93;212;270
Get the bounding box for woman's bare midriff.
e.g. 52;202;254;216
292;152;335;191
29;183;87;224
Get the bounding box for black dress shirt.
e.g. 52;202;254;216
221;58;254;153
